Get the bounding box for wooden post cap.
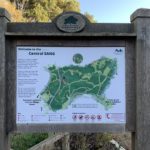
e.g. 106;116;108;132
0;7;11;21
130;8;150;22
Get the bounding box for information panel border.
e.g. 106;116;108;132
6;38;135;133
16;46;126;125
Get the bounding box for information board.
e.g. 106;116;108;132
16;47;125;124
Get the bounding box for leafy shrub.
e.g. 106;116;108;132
11;133;48;150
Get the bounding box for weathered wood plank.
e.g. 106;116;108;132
6;39;17;133
28;133;68;150
5;32;136;37
7;23;133;34
5;11;136;134
131;8;150;150
125;39;136;131
17;124;126;133
0;8;11;150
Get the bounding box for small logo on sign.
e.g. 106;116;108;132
106;113;111;119
79;115;84;120
64;16;78;25
97;115;102;120
56;12;86;33
85;115;90;120
72;115;77;120
91;115;96;120
114;49;123;55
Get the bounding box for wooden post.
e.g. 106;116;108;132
131;9;150;150
62;134;70;150
0;8;11;150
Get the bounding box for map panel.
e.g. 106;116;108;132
16;47;125;124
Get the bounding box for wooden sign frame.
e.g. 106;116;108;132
1;8;150;150
6;36;135;133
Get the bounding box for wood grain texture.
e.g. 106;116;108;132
131;8;150;150
125;39;136;132
17;124;126;133
5;13;136;134
6;40;17;133
7;23;133;34
0;8;10;150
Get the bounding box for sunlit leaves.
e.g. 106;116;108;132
0;0;24;22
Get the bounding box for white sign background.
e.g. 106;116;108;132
16;47;125;124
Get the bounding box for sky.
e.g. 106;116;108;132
78;0;150;23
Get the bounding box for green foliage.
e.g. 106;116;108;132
0;0;24;22
9;0;29;10
8;0;97;22
25;2;49;22
95;133;112;148
9;0;80;22
11;133;48;150
69;133;112;150
10;133;116;150
7;0;97;22
84;12;97;23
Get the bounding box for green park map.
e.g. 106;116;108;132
40;55;117;111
